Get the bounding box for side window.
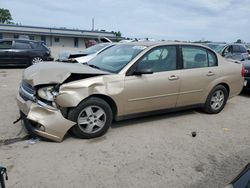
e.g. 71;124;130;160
208;51;217;67
137;46;177;73
182;47;208;69
233;45;240;53
14;41;32;49
226;45;233;53
0;41;12;49
54;37;60;42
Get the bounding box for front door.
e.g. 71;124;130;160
124;45;180;115
0;40;13;66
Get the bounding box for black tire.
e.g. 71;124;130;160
68;97;113;139
203;85;228;114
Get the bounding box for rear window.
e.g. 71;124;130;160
41;43;50;51
14;41;32;49
0;41;12;49
30;42;49;51
240;46;247;53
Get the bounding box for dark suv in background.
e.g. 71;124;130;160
0;39;53;67
207;43;249;61
207;43;250;89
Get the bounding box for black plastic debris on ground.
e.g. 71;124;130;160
191;131;197;137
0;135;31;146
0;166;8;188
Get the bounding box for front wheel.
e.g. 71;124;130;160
68;97;113;139
203;85;228;114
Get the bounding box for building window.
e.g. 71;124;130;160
0;33;2;39
54;37;60;42
14;34;19;39
29;35;35;40
41;35;46;44
74;37;78;47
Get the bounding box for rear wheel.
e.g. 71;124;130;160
31;57;43;65
203;85;228;114
68;97;113;139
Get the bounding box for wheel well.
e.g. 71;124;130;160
89;94;117;119
217;83;230;95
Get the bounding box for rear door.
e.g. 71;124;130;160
11;40;33;65
124;45;181;115
0;40;13;66
176;45;219;107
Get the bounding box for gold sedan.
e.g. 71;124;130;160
16;42;244;142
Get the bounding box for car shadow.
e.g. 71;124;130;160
111;109;198;129
189;148;250;188
0;66;26;69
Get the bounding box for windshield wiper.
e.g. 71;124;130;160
86;63;101;70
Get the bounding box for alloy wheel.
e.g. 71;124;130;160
77;105;106;134
210;90;225;111
32;57;43;64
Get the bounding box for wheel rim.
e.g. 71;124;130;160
77;105;106;134
210;90;225;110
32;57;43;64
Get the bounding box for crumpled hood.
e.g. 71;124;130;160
23;62;110;86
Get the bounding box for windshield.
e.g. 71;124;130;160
88;44;146;73
207;43;226;53
82;43;111;55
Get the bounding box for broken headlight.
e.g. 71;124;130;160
38;86;57;101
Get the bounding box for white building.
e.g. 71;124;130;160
0;24;119;58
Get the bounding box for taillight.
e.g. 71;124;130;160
241;64;245;77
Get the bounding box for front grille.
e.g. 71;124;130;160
19;81;36;101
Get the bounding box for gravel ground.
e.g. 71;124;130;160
0;69;249;188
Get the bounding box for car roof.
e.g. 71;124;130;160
0;38;39;43
116;41;209;48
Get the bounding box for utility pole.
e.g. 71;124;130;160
92;18;94;31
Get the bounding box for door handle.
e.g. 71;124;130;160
207;71;215;76
168;75;179;80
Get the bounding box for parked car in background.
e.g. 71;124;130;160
242;60;250;89
74;43;116;64
225;163;250;188
245;44;250;55
0;39;53;67
207;43;249;61
58;43;114;62
17;42;244;142
207;43;250;89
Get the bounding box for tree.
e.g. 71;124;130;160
111;31;122;37
0;8;13;24
115;31;122;37
236;39;242;43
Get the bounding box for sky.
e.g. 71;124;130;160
1;0;250;42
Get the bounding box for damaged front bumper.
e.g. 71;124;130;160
16;92;75;142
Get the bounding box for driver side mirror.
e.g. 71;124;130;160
133;68;153;76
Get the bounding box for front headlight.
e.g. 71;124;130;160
38;86;55;101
